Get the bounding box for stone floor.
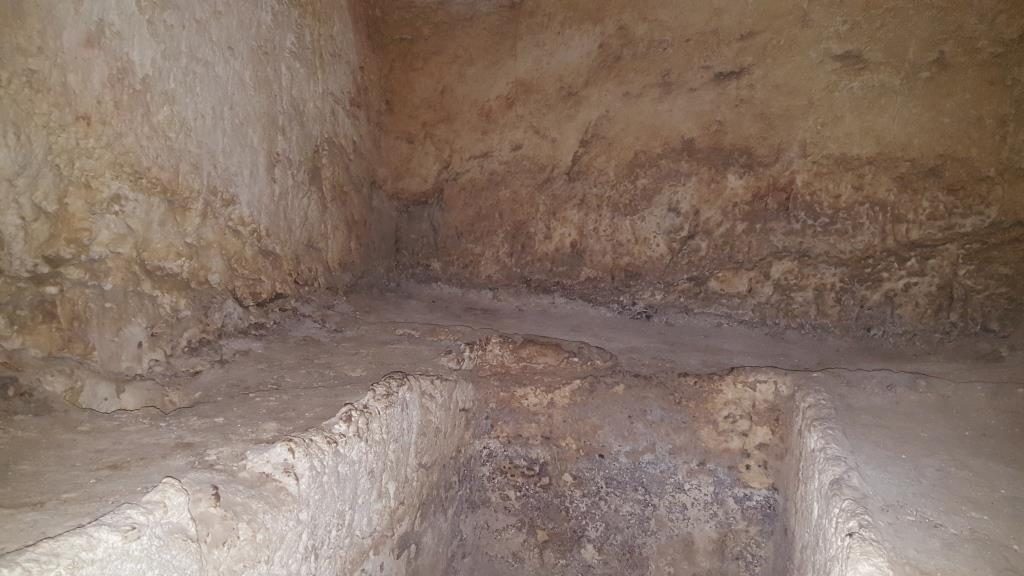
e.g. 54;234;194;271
1;283;1022;574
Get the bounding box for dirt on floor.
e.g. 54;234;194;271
442;335;789;575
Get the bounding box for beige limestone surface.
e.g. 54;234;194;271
376;0;1024;337
1;286;1021;575
0;0;394;375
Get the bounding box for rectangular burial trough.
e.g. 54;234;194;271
0;366;892;576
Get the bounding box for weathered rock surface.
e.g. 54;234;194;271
3;0;1020;379
783;388;893;576
449;365;788;576
441;333;617;372
0;372;475;576
0;478;202;576
379;0;1024;337
0;0;394;374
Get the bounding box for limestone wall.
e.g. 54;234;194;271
2;0;1019;371
379;0;1024;336
0;0;394;374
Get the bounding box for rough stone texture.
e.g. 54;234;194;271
1;290;982;576
378;0;1024;337
0;0;393;374
4;0;1019;376
688;370;793;492
782;388;893;576
0;372;475;576
0;479;202;576
827;373;1024;576
440;333;617;372
443;337;788;576
437;335;896;576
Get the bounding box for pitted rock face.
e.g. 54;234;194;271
379;0;1024;337
441;334;617;373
